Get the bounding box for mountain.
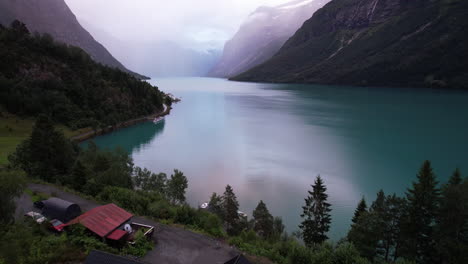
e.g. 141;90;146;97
209;0;328;78
0;22;165;129
119;41;222;78
0;0;147;79
233;0;468;89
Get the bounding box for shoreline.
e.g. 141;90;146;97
70;103;173;143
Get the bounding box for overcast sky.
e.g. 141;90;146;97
65;0;291;51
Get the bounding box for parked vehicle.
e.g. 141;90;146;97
49;219;66;232
24;211;46;224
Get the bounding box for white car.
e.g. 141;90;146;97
25;211;47;224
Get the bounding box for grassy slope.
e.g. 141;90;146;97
0;114;90;167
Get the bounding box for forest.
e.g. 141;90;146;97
0;21;166;130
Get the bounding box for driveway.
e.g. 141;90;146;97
15;183;238;264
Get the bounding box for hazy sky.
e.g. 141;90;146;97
65;0;292;51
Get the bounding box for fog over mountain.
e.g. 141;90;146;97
65;0;292;77
210;0;329;78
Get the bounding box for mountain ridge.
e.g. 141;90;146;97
232;0;468;89
209;0;327;78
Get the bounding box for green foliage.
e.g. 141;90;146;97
253;200;274;238
0;21;165;128
0;221;85;264
122;230;154;257
400;160;440;263
166;169;188;205
435;170;468;263
134;167;167;195
78;142;133;195
0;170;26;225
98;186;151;215
223;184;240;235
300;175;332;246
351;197;367;224
9;115;77;182
208;192;224;219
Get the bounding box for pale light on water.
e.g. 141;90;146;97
87;77;468;239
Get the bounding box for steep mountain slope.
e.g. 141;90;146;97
233;0;468;89
0;22;165;129
0;0;146;79
209;0;328;78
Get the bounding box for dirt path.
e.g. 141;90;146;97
15;183;238;264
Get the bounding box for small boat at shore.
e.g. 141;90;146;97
153;116;165;124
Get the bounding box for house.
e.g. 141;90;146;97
66;203;154;244
41;197;81;223
85;250;145;264
66;203;133;242
224;254;252;264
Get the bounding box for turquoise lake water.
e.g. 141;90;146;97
87;77;468;239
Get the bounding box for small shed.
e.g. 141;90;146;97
225;254;252;264
66;203;133;241
41;197;81;223
85;250;144;264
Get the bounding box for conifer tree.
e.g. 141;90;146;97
352;197;367;224
253;200;274;238
435;169;468;263
401;160;440;264
167;169;188;205
299;175;332;246
222;185;240;235
208;192;224;219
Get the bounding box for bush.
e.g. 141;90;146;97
148;201;176;220
122;230;154;257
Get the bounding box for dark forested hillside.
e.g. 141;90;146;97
0;0;147;79
0;22;165;129
233;0;468;89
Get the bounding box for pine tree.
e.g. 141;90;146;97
222;185;240;235
208;192;224;219
401;160;440;264
299;175;332;246
436;169;468;263
166;169;188;204
253;200;274;238
352;197;368;224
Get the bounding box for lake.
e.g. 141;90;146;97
87;77;468;239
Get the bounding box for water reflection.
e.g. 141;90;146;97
88;120;165;153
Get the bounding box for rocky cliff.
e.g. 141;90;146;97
0;0;146;79
210;0;328;78
233;0;468;89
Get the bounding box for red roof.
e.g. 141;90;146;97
67;204;133;238
107;229;128;240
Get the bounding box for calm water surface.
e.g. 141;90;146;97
87;77;468;239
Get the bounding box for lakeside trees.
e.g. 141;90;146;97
300;175;332;247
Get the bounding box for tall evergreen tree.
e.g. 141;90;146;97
435;170;468;264
208;192;224;219
299;175;332;246
222;185;240;235
0;170;26;225
401;160;440;264
166;169;188;205
352;197;367;224
253;200;274;238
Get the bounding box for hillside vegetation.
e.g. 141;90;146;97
0;21;165;130
233;0;468;89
